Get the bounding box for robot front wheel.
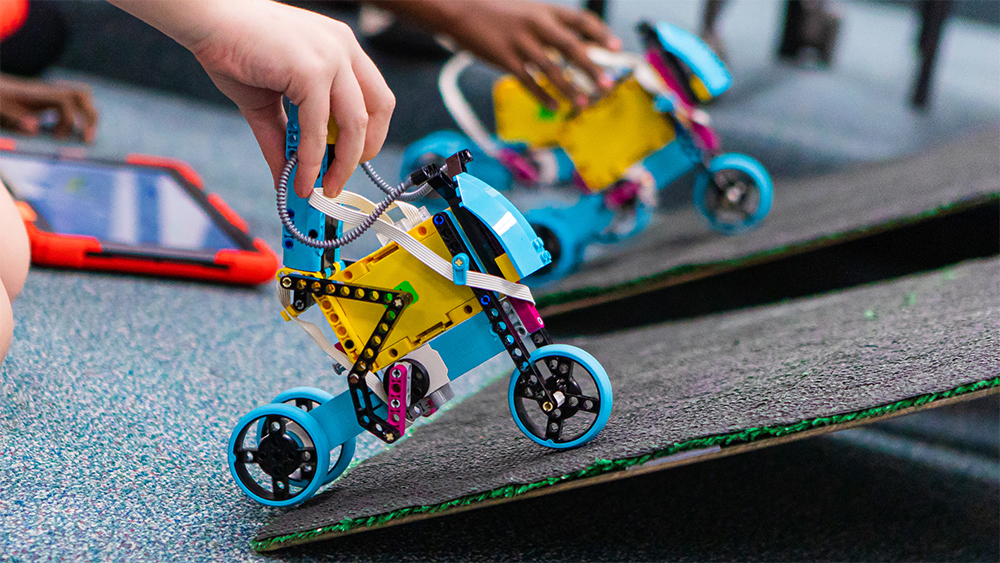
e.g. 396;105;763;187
229;403;332;507
508;344;613;449
693;153;774;235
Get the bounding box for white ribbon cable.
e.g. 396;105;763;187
334;191;423;225
439;52;502;158
586;46;667;96
309;190;536;303
277;286;354;369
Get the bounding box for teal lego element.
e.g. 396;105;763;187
310;388;386;456
694;153;774;235
650;21;732;97
641;137;700;190
508;344;613;449
266;387;357;486
393;281;419;304
228;403;332;507
455;173;550;277
428;311;506;381
281;104;340;271
525;194;614;285
653;92;678;113
452;253;470;285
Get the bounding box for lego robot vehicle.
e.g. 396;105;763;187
228;107;614;507
402;21;774;283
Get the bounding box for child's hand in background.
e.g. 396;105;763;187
0;74;98;143
110;0;395;198
382;0;622;110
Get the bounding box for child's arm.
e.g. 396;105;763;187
380;0;621;110
108;0;395;197
0;180;30;365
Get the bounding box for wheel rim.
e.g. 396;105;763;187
508;345;612;449
229;404;330;506
702;168;761;229
263;388;355;486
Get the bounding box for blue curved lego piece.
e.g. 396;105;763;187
454;173;550;278
507;344;613;449
652;21;732;97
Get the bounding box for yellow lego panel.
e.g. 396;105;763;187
327;117;340;145
324;217;482;372
558;78;676;191
494;253;520;283
493;75;572;149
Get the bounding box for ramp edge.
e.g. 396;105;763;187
253;375;1000;552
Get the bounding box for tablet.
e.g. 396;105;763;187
0;142;278;285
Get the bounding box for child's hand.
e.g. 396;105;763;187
0;74;98;143
383;0;622;110
109;0;395;198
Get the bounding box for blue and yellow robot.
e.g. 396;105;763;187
402;21;774;284
228;106;614;507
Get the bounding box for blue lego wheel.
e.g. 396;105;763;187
523;200;602;285
693;153;773;235
229;403;331;507
508;344;613;449
262;387;356;486
400;130;514;191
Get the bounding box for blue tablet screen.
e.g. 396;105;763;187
0;153;239;252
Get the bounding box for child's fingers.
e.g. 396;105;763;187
510;61;559;111
322;71;368;198
294;83;334;198
556;6;621;51
544;24;613;93
242;99;289;188
351;52;395;163
0;101;39;135
518;40;585;107
70;89;100;144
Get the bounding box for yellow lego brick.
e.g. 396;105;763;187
558;78;676;191
493;75;572;149
324;217;482;372
494;253;520;282
689;75;711;103
327;117;340;145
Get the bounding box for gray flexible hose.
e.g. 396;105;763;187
361;161;431;202
277;152;426;249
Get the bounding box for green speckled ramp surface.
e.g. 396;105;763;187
255;258;1000;551
536;127;1000;311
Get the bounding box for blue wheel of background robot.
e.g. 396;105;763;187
229;403;332;507
259;387;356;486
400;130;514;191
508;344;613;449
523;195;611;285
693;153;773;235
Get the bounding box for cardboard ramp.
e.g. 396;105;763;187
253;257;999;552
536;127;1000;314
